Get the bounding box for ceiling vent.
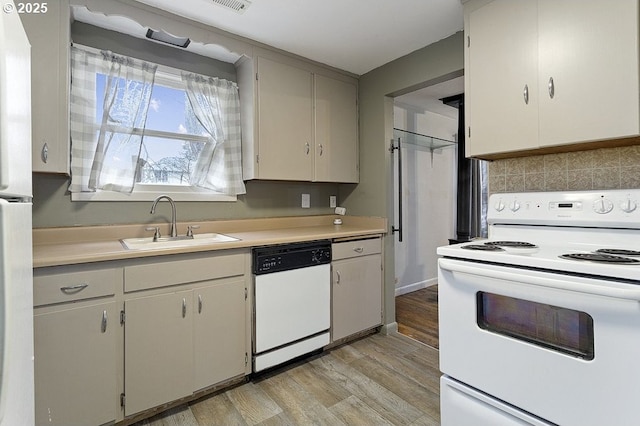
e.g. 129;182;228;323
211;0;252;13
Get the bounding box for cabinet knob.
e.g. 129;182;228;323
41;142;48;163
548;77;555;99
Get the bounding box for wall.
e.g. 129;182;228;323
488;145;640;194
393;106;456;295
33;3;343;228
345;32;465;330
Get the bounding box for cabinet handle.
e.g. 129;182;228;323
60;283;88;293
41;142;48;163
319;144;323;156
548;77;555;99
198;294;203;314
305;142;310;155
353;247;364;254
336;271;341;284
523;84;529;105
182;298;187;318
101;310;108;333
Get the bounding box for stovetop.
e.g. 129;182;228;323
437;189;640;282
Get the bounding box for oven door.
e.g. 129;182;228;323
438;258;640;426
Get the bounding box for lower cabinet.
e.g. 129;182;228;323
331;237;383;342
33;267;120;426
122;251;249;417
124;290;194;416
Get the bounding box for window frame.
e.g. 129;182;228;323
70;45;238;202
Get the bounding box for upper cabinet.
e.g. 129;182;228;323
19;0;70;173
465;0;640;159
240;54;359;183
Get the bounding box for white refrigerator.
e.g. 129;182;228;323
0;2;34;425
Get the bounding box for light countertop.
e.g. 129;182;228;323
33;215;387;268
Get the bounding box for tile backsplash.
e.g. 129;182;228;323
488;145;640;194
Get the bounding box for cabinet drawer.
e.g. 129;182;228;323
332;238;381;261
125;252;245;293
34;268;119;307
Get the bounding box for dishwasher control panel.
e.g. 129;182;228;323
252;240;332;274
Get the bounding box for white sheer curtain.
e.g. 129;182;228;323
69;47;157;193
181;73;246;195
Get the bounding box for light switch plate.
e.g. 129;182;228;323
302;193;310;208
329;196;337;208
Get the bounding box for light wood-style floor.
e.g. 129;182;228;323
133;333;441;426
395;286;439;349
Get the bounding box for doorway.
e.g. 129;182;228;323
392;77;462;348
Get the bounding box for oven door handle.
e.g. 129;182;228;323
439;258;640;301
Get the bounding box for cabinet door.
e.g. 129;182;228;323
537;0;639;146
19;0;70;173
125;290;193;416
256;57;313;180
314;75;359;183
34;301;117;426
466;0;539;157
332;254;383;342
193;279;247;391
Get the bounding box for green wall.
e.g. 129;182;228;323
33;174;339;227
346;31;464;329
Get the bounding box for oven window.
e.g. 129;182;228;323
477;292;594;360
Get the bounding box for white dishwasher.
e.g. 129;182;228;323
252;240;331;372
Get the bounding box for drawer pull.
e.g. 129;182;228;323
60;283;89;293
353;247;364;253
101;310;108;333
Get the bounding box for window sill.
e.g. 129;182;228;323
71;187;237;202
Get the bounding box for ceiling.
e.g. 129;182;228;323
88;0;464;76
73;0;465;115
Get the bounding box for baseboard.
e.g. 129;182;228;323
395;277;437;297
380;322;398;335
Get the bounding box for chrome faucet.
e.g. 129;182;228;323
150;195;177;238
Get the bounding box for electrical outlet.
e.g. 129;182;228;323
329;195;337;208
301;193;310;208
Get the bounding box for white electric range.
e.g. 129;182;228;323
437;189;640;426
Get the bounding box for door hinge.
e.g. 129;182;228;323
120;310;125;325
120;393;125;407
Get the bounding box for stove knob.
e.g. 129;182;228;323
494;199;505;212
620;198;637;213
509;200;521;212
593;197;614;214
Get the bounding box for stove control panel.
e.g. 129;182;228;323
489;190;640;228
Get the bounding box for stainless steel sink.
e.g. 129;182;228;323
121;233;240;250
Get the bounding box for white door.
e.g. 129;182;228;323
254;264;330;353
0;200;34;426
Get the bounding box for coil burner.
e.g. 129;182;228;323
560;253;640;264
595;249;640;257
461;244;505;252
485;241;538;249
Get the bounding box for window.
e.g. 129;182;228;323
69;46;244;201
477;292;595;360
